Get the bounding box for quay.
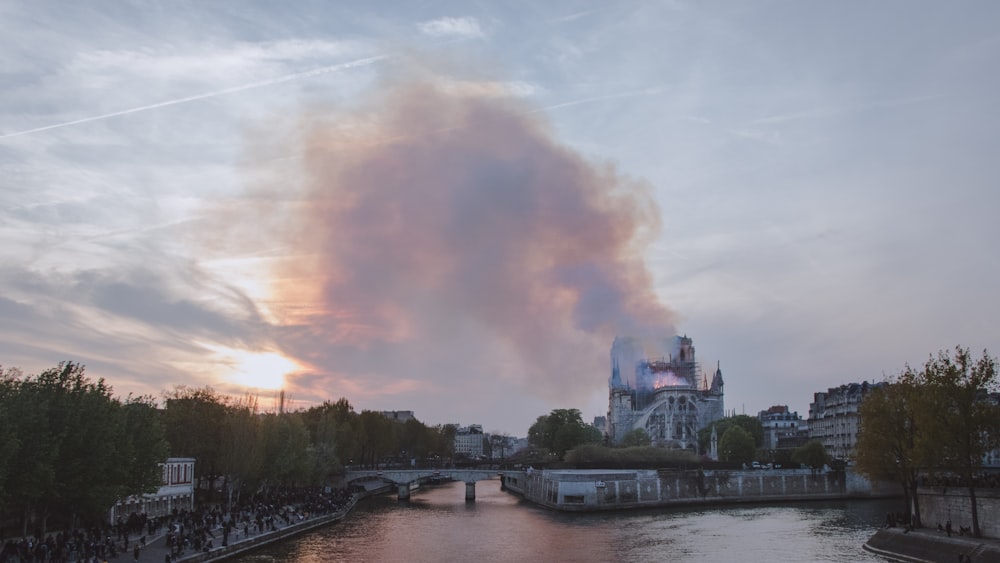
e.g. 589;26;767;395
126;481;394;563
864;528;1000;562
501;467;897;511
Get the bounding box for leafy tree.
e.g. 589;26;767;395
0;363;168;532
855;372;923;527
698;415;763;453
621;428;652;448
528;409;601;458
218;394;263;506
431;424;457;462
121;395;171;495
1;367;59;533
0;367;23;513
397;418;435;462
792;440;829;470
304;402;344;479
303;398;359;467
162;385;229;497
488;432;513;462
260;412;311;485
917;347;1000;538
357;410;394;468
718;426;755;464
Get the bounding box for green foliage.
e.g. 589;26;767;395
564;444;699;468
792;440;829;469
0;362;485;528
718;426;755;464
620;428;652;448
260;413;311;484
854;347;1000;535
855;374;921;524
0;362;169;530
528;409;602;458
698;415;763;452
121;395;171;494
162;385;228;489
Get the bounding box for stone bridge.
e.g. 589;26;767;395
346;469;503;501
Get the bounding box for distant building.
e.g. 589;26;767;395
807;382;882;460
592;415;607;437
758;405;807;450
454;424;485;458
607;335;724;451
381;410;415;423
109;457;195;522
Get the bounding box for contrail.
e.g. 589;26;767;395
0;54;388;140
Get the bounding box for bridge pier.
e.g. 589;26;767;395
465;482;476;502
398;483;411;501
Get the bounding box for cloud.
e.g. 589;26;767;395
418;17;485;39
1;51;386;139
212;69;677;411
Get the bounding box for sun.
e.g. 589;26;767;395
213;347;300;390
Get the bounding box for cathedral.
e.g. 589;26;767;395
607;335;724;452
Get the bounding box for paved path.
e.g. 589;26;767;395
126;496;359;563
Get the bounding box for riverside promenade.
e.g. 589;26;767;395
126;494;357;563
123;481;401;563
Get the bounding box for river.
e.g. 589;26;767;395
234;480;897;562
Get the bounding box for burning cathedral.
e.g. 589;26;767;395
607;335;724;452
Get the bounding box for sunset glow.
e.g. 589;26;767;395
216;348;300;390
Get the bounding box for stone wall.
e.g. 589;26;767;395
918;487;1000;539
504;468;896;512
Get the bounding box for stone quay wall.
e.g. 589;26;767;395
503;468;898;512
918;487;1000;539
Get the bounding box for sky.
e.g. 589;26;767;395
2;1;999;437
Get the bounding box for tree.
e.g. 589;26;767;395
621;428;652;448
356;410;394;468
917;347;1000;538
855;372;923;527
260;413;311;485
489;432;513;463
0;363;168;532
718;426;755;464
698;415;763;453
121;395;171;495
162;385;229;498
0;367;23;514
527;409;602;459
218;394;264;507
792;440;829;470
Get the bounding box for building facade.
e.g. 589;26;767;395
454;424;485;458
109;457;195;522
807;382;881;460
607;335;724;451
758;405;808;450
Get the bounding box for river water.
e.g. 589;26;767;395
234;480;897;562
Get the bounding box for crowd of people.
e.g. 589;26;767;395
0;486;356;563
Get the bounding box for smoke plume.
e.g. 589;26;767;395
230;68;676;409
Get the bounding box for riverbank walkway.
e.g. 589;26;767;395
124;494;361;563
864;527;1000;562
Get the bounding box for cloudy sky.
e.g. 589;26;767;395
2;1;999;436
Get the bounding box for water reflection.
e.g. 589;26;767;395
235;480;896;563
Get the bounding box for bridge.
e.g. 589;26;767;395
345;469;504;501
